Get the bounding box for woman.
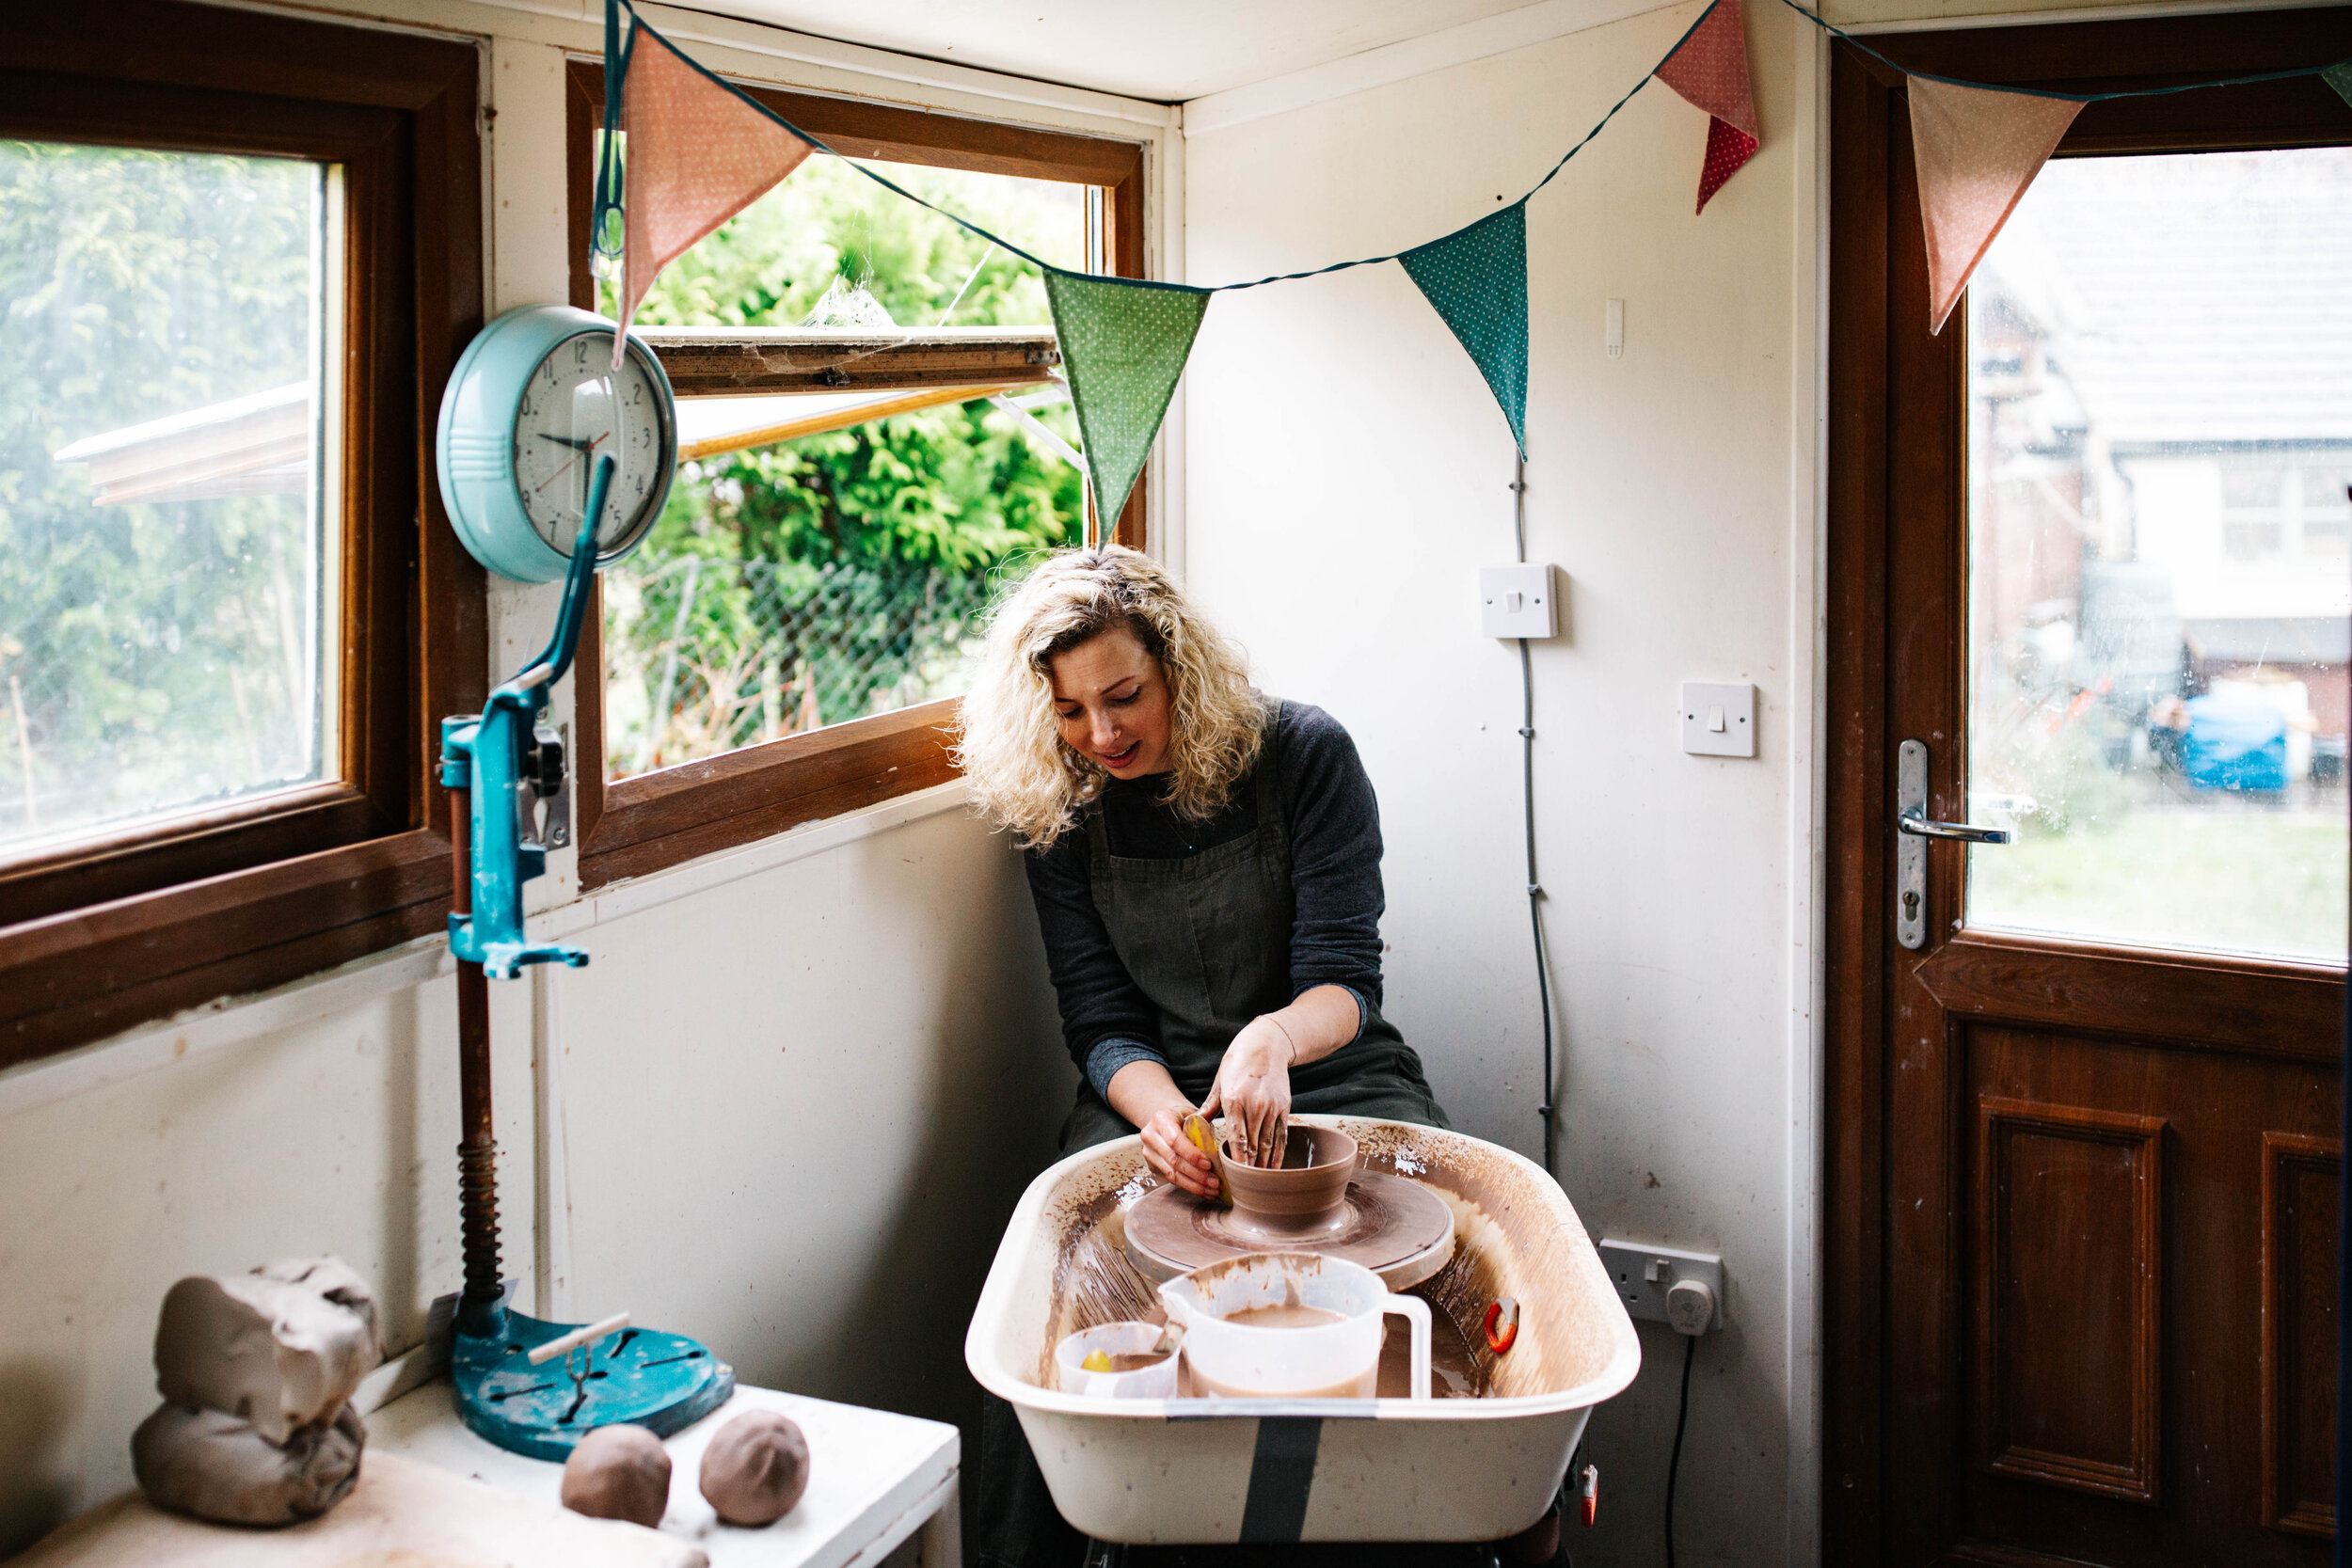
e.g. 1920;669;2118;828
959;544;1450;1192
959;545;1450;1567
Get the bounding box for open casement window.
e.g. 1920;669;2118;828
0;2;485;1066
565;64;1148;887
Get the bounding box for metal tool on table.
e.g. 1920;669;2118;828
437;449;732;1460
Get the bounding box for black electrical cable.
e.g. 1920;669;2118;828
1511;456;1558;1177
1664;1331;1696;1568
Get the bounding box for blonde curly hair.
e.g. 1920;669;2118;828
956;546;1264;849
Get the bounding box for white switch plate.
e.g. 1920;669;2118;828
1597;1239;1726;1330
1480;564;1557;640
1679;680;1755;757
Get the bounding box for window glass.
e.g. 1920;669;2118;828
600;157;1086;780
1966;148;2352;963
0;142;339;862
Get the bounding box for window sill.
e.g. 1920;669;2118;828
578;699;962;890
0;826;456;1071
0;778;977;1118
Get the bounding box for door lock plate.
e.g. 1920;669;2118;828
1897;738;1928;950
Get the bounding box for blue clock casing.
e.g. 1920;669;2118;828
436;304;678;583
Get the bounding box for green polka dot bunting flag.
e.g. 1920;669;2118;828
2326;61;2352;111
1042;270;1212;527
1399;201;1530;458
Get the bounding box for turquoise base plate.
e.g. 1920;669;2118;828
452;1307;736;1461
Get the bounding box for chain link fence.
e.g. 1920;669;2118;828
601;554;1008;778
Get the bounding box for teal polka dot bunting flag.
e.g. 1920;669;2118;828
1043;271;1212;526
1400;201;1530;457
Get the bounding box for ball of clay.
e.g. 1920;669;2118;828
132;1402;365;1526
698;1409;809;1526
562;1424;672;1528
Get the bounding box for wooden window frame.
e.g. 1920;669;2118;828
0;0;486;1068
1821;12;2352;1562
564;61;1149;888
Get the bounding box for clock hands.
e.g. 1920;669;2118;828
532;430;611;495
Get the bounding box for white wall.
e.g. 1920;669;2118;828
0;2;1164;1553
1182;4;1820;1562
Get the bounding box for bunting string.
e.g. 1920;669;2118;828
593;0;2348;296
589;0;2352;499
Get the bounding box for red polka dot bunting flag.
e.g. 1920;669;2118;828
1653;0;1759;214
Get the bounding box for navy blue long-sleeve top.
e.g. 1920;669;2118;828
1022;700;1387;1099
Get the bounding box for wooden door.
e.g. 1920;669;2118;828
1825;15;2352;1566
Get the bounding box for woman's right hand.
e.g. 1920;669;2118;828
1138;1104;1220;1198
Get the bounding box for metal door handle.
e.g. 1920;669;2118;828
1896;739;2010;950
1898;812;2010;844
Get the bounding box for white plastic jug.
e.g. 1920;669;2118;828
1159;1251;1430;1400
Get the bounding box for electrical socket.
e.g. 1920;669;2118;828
1597;1240;1724;1333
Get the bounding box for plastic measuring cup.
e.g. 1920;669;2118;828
1159;1251;1430;1400
1054;1322;1181;1399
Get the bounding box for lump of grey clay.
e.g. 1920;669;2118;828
132;1402;365;1526
254;1256;381;1356
562;1424;672;1529
153;1259;380;1446
698;1409;809;1526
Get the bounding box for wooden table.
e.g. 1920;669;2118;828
373;1381;961;1568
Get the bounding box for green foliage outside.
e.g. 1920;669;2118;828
0;142;325;847
597;156;1087;774
1971;806;2348;962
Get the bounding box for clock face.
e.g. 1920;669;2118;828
509;332;675;559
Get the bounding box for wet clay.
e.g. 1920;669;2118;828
1099;1351;1171;1372
1123;1170;1454;1290
561;1424;671;1528
1378;1300;1486;1399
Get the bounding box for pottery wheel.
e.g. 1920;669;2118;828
1123;1171;1455;1291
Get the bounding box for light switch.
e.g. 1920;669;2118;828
1680;681;1755;757
1480;564;1557;640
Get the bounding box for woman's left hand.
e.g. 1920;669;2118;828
1202;1016;1296;1167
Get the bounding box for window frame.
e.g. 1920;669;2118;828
0;0;486;1067
564;62;1149;888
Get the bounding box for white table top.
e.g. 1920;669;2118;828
372;1381;959;1568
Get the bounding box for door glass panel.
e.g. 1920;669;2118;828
1967;148;2351;964
0;141;342;863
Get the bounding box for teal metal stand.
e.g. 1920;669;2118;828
439;458;734;1459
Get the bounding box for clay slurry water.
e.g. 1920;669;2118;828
1187;1304;1363;1399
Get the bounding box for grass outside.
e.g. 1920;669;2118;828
1969;801;2349;964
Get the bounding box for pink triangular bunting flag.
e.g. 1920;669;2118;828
1907;75;2082;334
619;25;816;341
1655;0;1759;213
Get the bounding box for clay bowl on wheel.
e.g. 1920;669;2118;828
1218;1126;1359;1232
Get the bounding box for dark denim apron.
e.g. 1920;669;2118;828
1056;702;1449;1147
981;707;1450;1567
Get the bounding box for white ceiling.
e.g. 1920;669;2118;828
687;0;1554;103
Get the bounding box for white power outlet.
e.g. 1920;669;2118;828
1479;564;1557;640
1597;1239;1725;1333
